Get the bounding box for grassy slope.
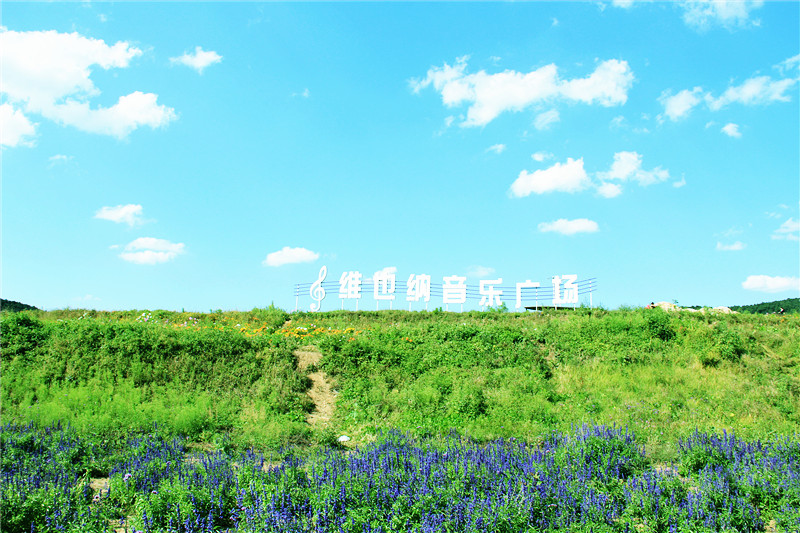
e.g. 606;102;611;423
1;307;798;461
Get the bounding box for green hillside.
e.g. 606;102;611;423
2;307;798;460
0;298;39;313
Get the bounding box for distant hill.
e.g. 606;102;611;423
0;299;39;313
731;298;799;314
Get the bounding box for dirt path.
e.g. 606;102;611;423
295;346;337;427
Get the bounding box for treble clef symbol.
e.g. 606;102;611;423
309;265;327;312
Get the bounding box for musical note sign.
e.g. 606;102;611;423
297;266;595;312
309;266;327;312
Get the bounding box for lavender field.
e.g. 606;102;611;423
2;422;799;533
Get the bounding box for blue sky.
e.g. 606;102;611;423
2;1;798;312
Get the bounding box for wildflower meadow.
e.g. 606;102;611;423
1;306;798;532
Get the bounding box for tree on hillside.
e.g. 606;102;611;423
731;298;799;314
0;299;39;313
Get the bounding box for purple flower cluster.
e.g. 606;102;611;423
678;429;800;531
1;422;107;532
3;423;798;532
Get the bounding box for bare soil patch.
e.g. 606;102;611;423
295;346;337;427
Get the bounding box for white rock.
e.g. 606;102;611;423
337;435;351;443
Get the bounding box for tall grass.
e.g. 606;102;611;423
2;307;798;458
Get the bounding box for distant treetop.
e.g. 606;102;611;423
730;298;799;315
0;299;39;313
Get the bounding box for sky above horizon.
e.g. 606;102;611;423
2;1;799;312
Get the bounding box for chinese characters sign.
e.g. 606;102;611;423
297;266;596;312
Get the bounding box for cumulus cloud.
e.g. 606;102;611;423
119;237;185;264
741;274;799;293
610;115;627;129
716;241;745;251
706;76;797;110
597;182;623;198
0;29;176;141
170;46;222;74
95;204;146;226
658;88;703;121
538;218;599;235
660;61;798;122
0;102;37;147
772;218;800;241
49;91;177;138
411;56;634;127
597;151;670;186
486;143;506;154
513;151;671;199
721;123;741;138
681;0;764;31
48;154;73;166
262;246;320;267
776;54;800;76
509;158;590;197
534;109;560;130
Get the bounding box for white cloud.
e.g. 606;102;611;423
776;54;800;76
716;241;745;251
681;0;764;31
720;227;743;238
721;123;741;138
597;151;669;186
673;176;687;188
486;143;506;154
706;76;797;110
95;204;145;226
48;154;73;166
610;115;626;129
772;218;800;241
262;246;319;267
531;151;553;162
597;182;623;198
0;102;37;147
559;59;634;106
467;265;495;278
119;237;185;265
658;87;703;121
509;158;590;197
411;56;634;127
742;274;799;293
533;109;560;130
0;29;176;141
170;46;222;74
663;63;798;123
47;91;177;138
538;218;599;235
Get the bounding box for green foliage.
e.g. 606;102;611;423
0;298;39;313
2;306;799;458
1;312;311;446
732;297;799;315
642;308;676;341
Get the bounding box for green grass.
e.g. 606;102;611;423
2;306;798;461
